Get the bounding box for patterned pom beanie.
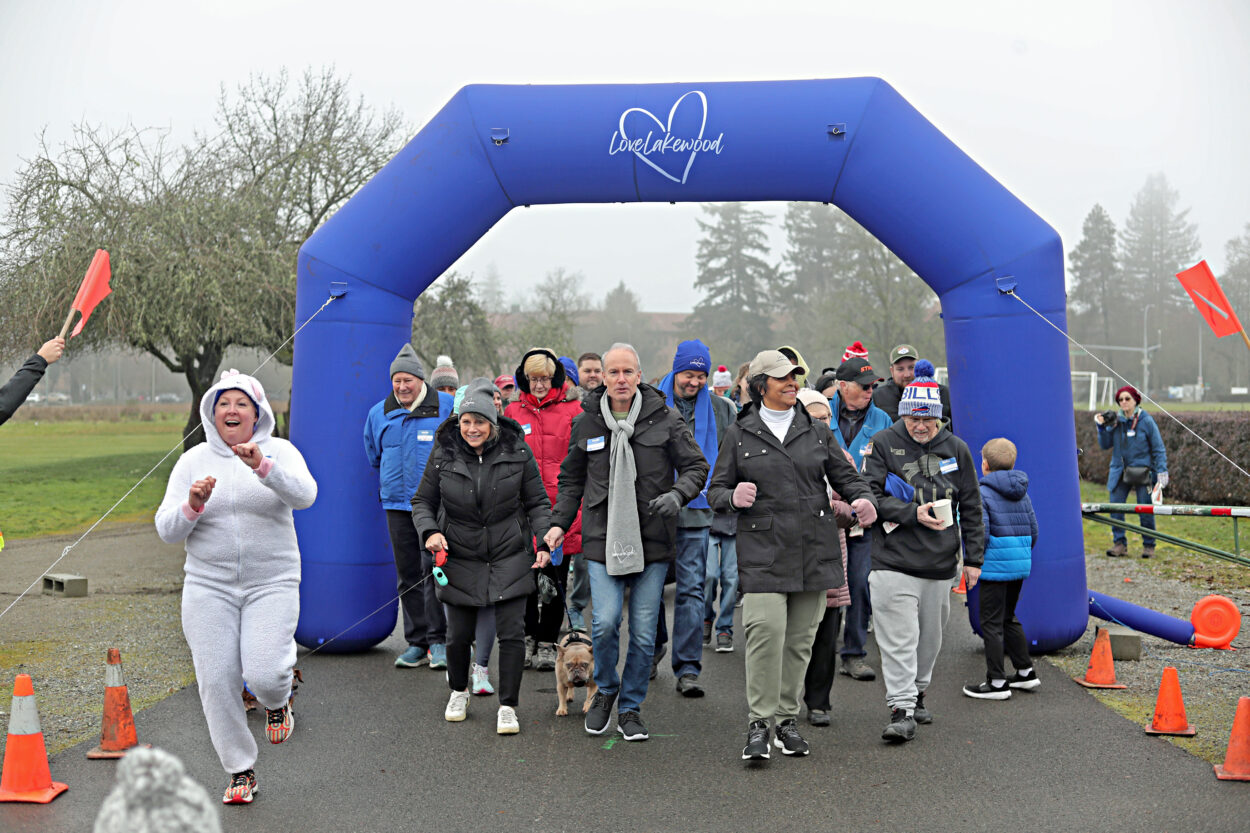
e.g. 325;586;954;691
897;359;942;419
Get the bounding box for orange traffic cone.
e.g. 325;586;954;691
1073;627;1127;689
1214;696;1250;781
87;648;143;759
953;572;967;595
0;674;68;803
1144;666;1195;736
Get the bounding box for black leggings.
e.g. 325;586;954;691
446;595;526;707
978;579;1031;681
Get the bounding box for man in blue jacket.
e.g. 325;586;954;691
827;356;893;682
364;344;455;668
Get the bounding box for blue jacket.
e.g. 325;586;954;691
827;392;893;469
978;469;1037;582
363;383;455;511
1096;408;1167;490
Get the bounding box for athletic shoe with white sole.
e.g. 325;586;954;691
472;663;495;695
445;689;470;721
497;705;520;735
772;719;811;756
963;680;1012;700
1007;669;1041;691
742;719;771;761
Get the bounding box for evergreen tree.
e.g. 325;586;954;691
687;203;778;358
1119;173;1200;313
1067;204;1122;349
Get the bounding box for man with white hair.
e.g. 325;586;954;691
546;343;709;742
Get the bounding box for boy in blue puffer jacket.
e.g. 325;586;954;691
963;438;1040;700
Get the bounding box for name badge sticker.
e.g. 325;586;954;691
939;457;959;474
522;424;533;435
1126;430;1136;438
587;436;605;452
417;430;435;442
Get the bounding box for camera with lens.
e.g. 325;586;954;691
1097;409;1118;426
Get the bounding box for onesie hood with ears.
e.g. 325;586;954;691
199;369;276;456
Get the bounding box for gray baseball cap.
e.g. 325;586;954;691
889;344;919;364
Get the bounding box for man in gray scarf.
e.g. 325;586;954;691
546;343;709;743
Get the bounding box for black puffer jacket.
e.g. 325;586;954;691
411;416;551;607
0;354;48;426
552;383;709;565
707;402;875;594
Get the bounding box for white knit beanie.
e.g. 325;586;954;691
94;747;221;833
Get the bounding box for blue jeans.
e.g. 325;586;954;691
704;533;738;635
1110;481;1156;548
671;527;709;677
587;560;668;714
840;534;872;659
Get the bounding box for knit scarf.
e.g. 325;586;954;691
600;390;645;576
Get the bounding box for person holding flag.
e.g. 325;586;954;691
0;337;65;426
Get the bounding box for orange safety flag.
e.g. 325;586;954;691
69;249;112;337
1176;260;1243;338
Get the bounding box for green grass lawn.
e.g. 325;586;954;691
0;421;184;539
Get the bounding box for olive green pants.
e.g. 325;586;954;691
742;590;825;723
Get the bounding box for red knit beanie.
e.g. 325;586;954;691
841;341;868;363
1115;385;1141;405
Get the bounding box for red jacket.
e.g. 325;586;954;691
504;384;583;554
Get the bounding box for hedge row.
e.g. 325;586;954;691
1075;410;1250;506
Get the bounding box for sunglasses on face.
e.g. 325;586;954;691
859;383;876;392
1117;396;1134;403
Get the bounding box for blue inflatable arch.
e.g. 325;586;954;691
290;78;1085;652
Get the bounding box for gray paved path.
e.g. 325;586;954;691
4;591;1246;833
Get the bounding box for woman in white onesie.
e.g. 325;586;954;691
156;370;317;805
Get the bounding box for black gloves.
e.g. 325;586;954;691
648;491;683;519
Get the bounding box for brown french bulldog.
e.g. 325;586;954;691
555;630;598;716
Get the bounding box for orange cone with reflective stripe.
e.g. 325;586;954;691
1144;667;1195;736
1214;696;1250;781
953;572;967;595
1073;627;1127;689
0;674;68;803
87;648;141;759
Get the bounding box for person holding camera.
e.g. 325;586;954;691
1095;385;1168;558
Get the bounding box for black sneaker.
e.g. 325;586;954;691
703;620;713;644
772;719;811;756
616;710;649;741
1007;669;1041;691
913;691;932;725
807;709;831;727
881;708;916;742
676;674;705;698
742;719;771;761
584;690;617;735
963;680;1012;700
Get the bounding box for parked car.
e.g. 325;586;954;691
46;392;71;404
153;393;184;403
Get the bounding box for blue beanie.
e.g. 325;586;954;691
672;339;711;375
558;356;579;387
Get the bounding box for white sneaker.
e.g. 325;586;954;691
472;663;495;696
497;705;520;735
445;689;470;722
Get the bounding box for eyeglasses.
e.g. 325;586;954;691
527;376;552;385
1117;396;1134;403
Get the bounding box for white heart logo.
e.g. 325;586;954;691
618;91;708;184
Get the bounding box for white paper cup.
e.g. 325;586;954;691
931;499;953;529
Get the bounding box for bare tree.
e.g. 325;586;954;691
0;68;409;447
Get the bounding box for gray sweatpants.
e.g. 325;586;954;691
182;578;298;774
867;569;950;713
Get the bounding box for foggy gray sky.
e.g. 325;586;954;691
3;0;1248;313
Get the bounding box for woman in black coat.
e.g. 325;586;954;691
412;380;551;735
707;350;877;764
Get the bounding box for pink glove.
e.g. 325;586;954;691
850;498;877;527
732;482;758;509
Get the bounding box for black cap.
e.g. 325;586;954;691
834;358;884;386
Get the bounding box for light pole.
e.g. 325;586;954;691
1142;303;1154;398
